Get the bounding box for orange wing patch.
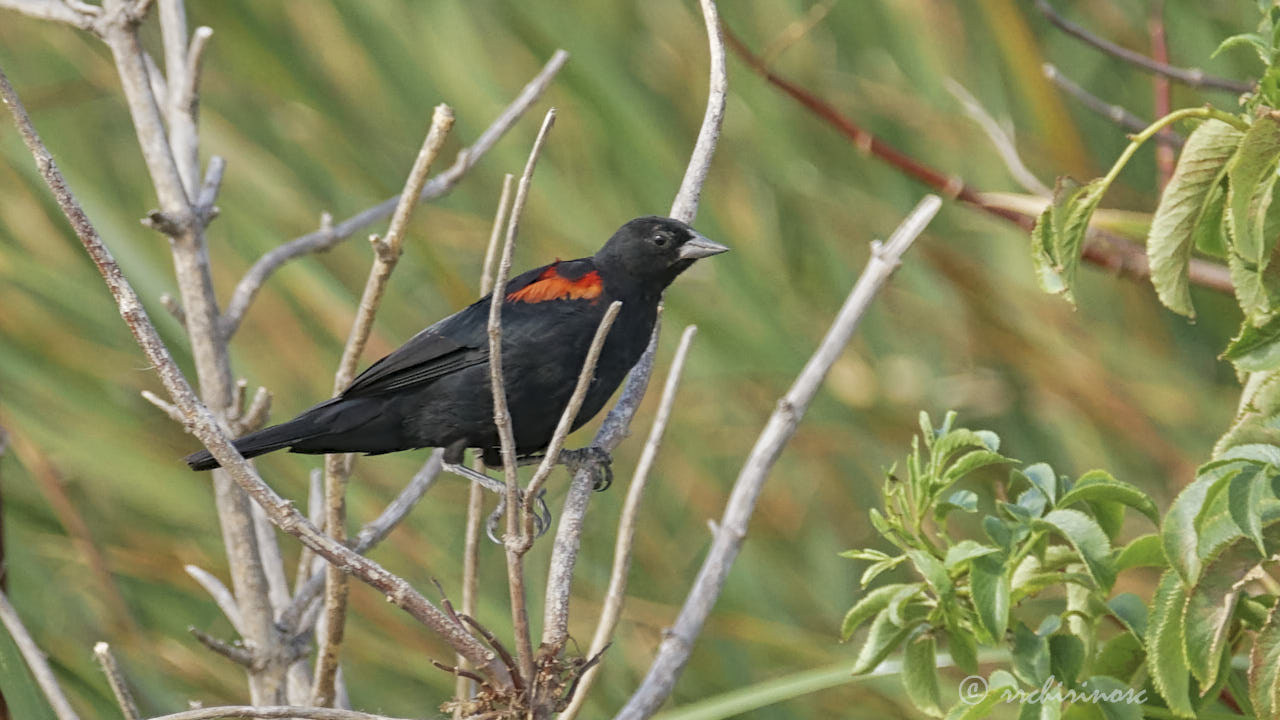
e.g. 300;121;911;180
506;264;603;304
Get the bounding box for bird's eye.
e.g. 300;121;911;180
653;234;669;247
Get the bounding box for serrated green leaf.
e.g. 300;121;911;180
1115;533;1167;572
1147;118;1243;316
0;612;60;720
1106;593;1148;641
1034;509;1116;591
887;583;924;627
1228;112;1280;265
1249;596;1280;720
1163;466;1234;585
984;515;1014;551
1223;314;1280;371
971;553;1010;643
1194;182;1230;258
1214;31;1271;63
1030;177;1109;302
945;540;999;569
904;630;943;717
1089;499;1126;541
1184;528;1278;689
1228;464;1272;553
944;450;1010;484
947;624;979;675
1017;487;1049;518
1024;463;1059;504
860;555;908;587
841;582;915;641
1057;470;1160;525
1010;622;1051;686
907;549;952;598
1031;203;1068;296
851;603;926;674
1146;570;1196;718
936;490;980;525
1049;633;1085;686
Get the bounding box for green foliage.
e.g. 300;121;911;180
843;413;1280;719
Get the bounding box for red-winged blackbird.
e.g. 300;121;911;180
185;216;727;473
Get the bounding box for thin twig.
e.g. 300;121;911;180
724;27;1234;294
616;196;943;720
1042;63;1184;148
313;104;454;708
1149;0;1174;189
189;626;254;667
456;172;515;712
232;385;272;434
0;0;98;31
0;62;512;689
488;107;558;690
142;389;187;424
1035;0;1252;94
944;78;1050;196
220;50;569;339
146;708;418;720
159;292;186;327
559;325;698;720
185;564;246;636
0;590;81;720
520;300;622;542
542;0;726;652
93;642;141;720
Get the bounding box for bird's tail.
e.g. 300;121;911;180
184;415;321;471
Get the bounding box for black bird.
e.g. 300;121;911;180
185;216;727;480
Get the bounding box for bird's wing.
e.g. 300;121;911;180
340;258;600;397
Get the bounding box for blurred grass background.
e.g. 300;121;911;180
0;1;1264;717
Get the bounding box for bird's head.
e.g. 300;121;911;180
593;216;728;291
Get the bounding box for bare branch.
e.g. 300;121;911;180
560;325;697;720
616;196;942;719
0;0;98;31
313;104;455;707
159;292;186;327
0;63;510;688
456;172;515;712
521;300;623;536
0;590;81;720
142;388;187;424
93;642;141;720
221;50;569;338
232;385;272;434
252;501;291;612
543;0;725;651
188;626;254;667
944;78;1050;196
147;708;417;720
196;153;225;223
1042;63;1184;148
185;564;246;636
488;107;558;688
1149;0;1174;189
1035;0;1252;94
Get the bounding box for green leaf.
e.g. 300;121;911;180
1184;529;1276;689
1146;118;1243;316
1057;470;1160;525
943;450;1009;484
1146;570;1196;718
1106;593;1148;641
1223;313;1280;371
1049;633;1085;686
1193;182;1229;258
1228;464;1272;553
1023;463;1059;504
860;555;908;587
851;604;926;674
1031;177;1108;302
0;612;60;720
1093;632;1146;684
936;489;979;524
1163;467;1233;585
903;630;943;717
947;624;980;675
1115;533;1167;572
1083;676;1144;720
1088;499;1126;542
1034;509;1116;591
1012;621;1051;685
1227;112;1280;267
907;549;952;598
945;540;999;569
970;553;1010;643
841;582;915;641
1250;597;1280;720
943;670;1018;720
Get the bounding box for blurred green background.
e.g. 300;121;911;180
0;1;1264;717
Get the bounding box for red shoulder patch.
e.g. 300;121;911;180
506;262;603;304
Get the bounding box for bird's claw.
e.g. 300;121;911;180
561;446;613;491
485;488;552;544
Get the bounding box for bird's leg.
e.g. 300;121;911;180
560;446;614;491
441;460;509;496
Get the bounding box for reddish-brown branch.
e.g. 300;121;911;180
722;24;1234;296
1149;1;1174;190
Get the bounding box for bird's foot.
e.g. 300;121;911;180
485;489;552;544
560;446;613;491
441;462;507;495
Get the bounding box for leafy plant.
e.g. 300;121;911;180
842;413;1280;719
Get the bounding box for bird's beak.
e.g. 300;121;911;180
678;232;730;260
